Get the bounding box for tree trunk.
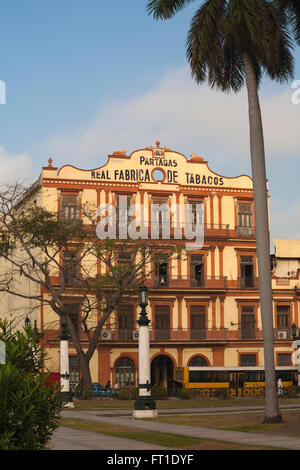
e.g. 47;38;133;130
78;350;93;395
65;312;93;397
243;52;282;423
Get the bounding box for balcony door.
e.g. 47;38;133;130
154;259;169;287
241;306;256;339
118;305;134;340
240;256;254;288
154;305;170;340
190;255;204;287
190;305;206;340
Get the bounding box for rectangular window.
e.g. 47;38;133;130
117;305;134;340
190;255;205;287
241;306;256;339
60;193;79;220
240;354;257;366
154;256;169;287
154;305;170;340
277;306;290;331
277;353;291;366
240;255;254;288
117;252;133;268
62;251;79;286
188;200;204;231
237;203;254;236
190;305;206;340
115;194;134;236
64;303;81;339
69;356;80;383
151;198;169;239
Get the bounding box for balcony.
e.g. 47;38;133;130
99;328;229;342
151;275;228;290
131;223;231;240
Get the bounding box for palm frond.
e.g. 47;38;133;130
275;0;300;44
146;0;196;20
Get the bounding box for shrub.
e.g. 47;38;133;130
73;383;93;400
0;364;63;450
151;385;169;400
212;388;228;399
0;319;63;450
115;387;139;400
175;388;190;400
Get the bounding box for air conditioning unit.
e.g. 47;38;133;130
278;330;287;340
101;330;112;340
132;330;139;340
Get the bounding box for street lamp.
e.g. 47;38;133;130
133;283;157;418
59;312;74;408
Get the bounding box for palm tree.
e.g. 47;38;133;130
146;0;294;423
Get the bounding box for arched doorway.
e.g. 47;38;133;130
151;355;174;394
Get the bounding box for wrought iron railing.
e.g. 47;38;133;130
151;276;228;289
98;327;229;342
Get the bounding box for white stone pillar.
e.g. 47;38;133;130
138;325;151;399
60;314;74;408
133;296;157;418
60;339;70;393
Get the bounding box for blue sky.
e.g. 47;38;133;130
0;1;299;250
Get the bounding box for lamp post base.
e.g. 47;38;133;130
133;409;158;418
133;395;157;418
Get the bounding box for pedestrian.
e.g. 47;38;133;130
114;382;119;390
105;380;111;390
277;378;283;396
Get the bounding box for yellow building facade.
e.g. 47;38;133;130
2;142;297;390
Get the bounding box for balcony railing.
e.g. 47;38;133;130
238;277;259;289
236;226;255;238
238;328;261;340
151;276;228;289
99;328;229;342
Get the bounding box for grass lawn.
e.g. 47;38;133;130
147;410;300;437
59;417;278;450
72;397;300;411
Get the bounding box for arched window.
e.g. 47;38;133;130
115;357;135;386
189;356;208;367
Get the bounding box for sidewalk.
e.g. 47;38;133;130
51;425;172;450
56;405;300;450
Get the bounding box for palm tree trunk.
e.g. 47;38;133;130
243;52;282;423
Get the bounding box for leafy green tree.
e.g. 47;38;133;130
0;319;63;450
0;184;169;395
146;0;295;423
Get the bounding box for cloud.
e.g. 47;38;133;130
44;66;299;170
269;198;300;252
0;147;33;184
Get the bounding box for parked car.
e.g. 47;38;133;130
92;383;114;397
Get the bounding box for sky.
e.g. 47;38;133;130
0;0;299;252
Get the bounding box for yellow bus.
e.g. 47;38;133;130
174;366;298;397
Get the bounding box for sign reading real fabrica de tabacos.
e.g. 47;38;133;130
91;154;225;186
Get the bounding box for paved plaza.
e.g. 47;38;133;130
50;403;300;450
